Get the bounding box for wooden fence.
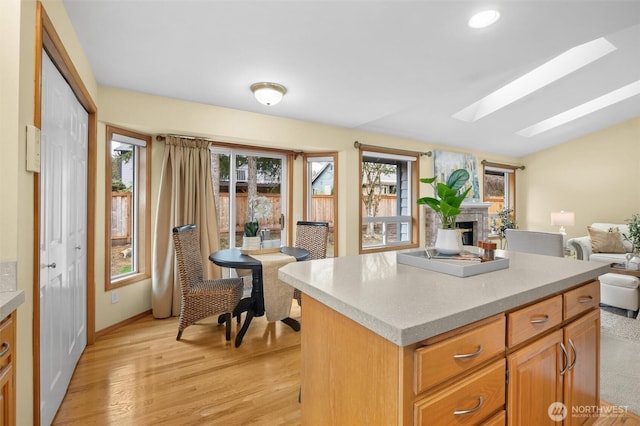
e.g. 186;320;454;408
217;193;338;232
111;192;131;243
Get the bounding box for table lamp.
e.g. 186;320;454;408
550;211;575;234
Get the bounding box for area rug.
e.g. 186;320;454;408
600;308;640;415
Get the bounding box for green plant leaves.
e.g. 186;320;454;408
244;221;259;237
417;169;471;229
445;169;470;191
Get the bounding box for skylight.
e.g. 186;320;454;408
516;80;640;137
452;37;617;122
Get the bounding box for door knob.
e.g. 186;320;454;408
46;262;56;269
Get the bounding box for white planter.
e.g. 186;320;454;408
435;228;463;254
242;236;262;250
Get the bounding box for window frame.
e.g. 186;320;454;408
303;152;338;257
104;125;151;289
358;147;419;254
210;144;292;248
483;164;517;234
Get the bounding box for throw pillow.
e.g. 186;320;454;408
588;226;626;253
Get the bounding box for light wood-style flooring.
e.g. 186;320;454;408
53;304;640;425
53;305;303;425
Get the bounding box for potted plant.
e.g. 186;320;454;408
242;196;271;250
623;213;640;254
417;169;471;254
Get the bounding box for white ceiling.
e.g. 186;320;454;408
62;0;640;157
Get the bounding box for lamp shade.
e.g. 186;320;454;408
550;211;575;227
250;82;287;106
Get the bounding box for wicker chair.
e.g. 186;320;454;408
293;221;329;305
173;224;244;341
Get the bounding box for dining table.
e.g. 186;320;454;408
209;246;310;347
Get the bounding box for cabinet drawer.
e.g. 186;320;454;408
415;316;505;394
0;315;13;370
507;295;562;348
414;359;506;426
564;281;599;320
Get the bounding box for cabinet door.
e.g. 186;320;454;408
0;364;12;426
563;309;599;426
507;329;563;426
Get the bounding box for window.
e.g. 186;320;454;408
483;165;516;234
359;149;418;252
105;126;151;288
211;146;290;249
303;153;338;257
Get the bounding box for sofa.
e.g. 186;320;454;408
567;222;633;263
568;223;638;318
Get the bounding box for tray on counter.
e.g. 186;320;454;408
396;249;509;278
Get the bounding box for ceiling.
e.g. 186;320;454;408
62;0;640;157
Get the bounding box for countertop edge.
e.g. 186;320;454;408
280;261;610;347
0;290;26;320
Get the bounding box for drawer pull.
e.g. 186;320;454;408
454;396;484;416
578;296;593;304
0;342;9;358
529;315;550;324
453;344;483;359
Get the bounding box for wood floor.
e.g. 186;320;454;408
53;305;303;425
53;303;640;425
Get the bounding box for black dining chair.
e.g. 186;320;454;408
172;224;244;341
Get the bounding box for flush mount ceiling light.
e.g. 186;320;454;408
453;37;617;122
517;79;640;137
468;10;500;29
250;82;287;106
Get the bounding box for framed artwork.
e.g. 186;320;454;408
433;150;480;201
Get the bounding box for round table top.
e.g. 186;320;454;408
209;246;310;269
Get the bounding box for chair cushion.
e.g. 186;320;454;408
588;226;626;253
599;273;640;290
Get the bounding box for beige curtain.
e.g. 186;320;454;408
152;136;221;318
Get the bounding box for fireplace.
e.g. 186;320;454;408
424;202;492;247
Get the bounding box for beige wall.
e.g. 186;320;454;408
518;117;640;240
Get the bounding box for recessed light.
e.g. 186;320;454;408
453;37;617;122
468;10;500;29
517;80;640;137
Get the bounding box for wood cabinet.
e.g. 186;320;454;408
300;280;600;426
563;309;599;426
0;312;15;426
507;329;563;425
506;281;600;426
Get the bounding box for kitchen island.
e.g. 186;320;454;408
279;250;610;425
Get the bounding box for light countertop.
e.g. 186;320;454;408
0;290;25;320
279;250;610;346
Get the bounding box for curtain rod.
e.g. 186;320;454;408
481;159;525;170
155;134;304;158
155;134;216;142
354;141;432;157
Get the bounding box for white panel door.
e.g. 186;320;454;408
39;50;88;425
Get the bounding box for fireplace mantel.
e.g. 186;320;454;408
424;202;491;247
